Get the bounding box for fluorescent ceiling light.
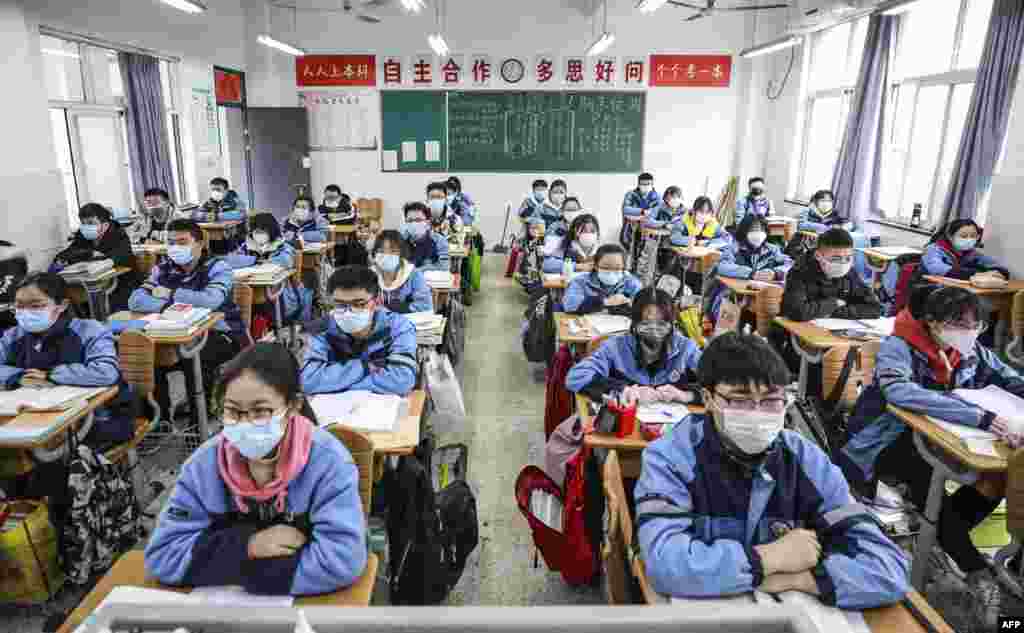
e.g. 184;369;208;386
257;34;306;56
586;32;615;57
401;0;426;13
42;48;81;59
159;0;207;14
637;0;669;13
428;33;449;57
880;0;923;15
739;35;800;59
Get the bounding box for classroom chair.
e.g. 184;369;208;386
1007;290;1024;366
326;425;375;517
233;283;254;337
109;329;159;498
753;284;785;337
820;341;880;412
602;449;639;605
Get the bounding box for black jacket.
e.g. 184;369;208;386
54;222;136;271
781;252;881;322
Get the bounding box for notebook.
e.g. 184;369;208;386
869;246;921;257
60;259;115;279
636;403;691;424
424;271;454;289
310;390;402;433
0;398;92;442
0;386;106;417
232;263;287;282
583;314;632;336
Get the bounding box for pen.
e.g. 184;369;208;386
901;597;939;633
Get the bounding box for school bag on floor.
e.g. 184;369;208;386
544;345;575;440
505;245;522;278
785;346;860;459
522;289;555;363
442;298;466;367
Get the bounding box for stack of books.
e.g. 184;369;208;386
406;311;447;346
59;258;115;279
144;304;212;337
424;270;455;290
232;264;288;282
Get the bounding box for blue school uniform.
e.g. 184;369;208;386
562;271;642;315
194;190;246;222
707;241;792;321
301;308;418;396
281;215;328;244
669;216;731;249
798;206;872;284
404;231;450;273
542;240;600;275
144;425;367;596
643;202;685;229
565;331;702;401
636;415;909;608
375;261;433;314
921;239;1009;280
735;195;773;226
225;239;306;323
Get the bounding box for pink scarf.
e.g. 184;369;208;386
217;414;315;513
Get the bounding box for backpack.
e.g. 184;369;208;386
442;298;466;368
544;345;575;440
785;346;861;459
522;289;555;363
62;442;139;585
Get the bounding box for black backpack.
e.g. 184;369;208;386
522;289;555;363
785;346;861;459
385;437;478;604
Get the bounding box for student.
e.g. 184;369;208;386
839;285;1023;629
566;288;702;404
145;343;367;596
798;190;872;284
0;273;135;448
318;184;356;224
636;332;909;606
128;188;178;244
536;179;570;236
0;241;26;330
563;244;641;316
644;186;686;229
707;215;793;322
670;196;730;249
280;196;328;244
518;179;557;221
517;216;547;294
371;230;433;314
920;219;1009;280
622;172;660;219
401;202;449;273
445;176;476;225
129;219;246;416
543;213;600;274
781;228;881;322
427;181;461;237
301;266;417;396
735;176;774;227
560;196;584;229
195;177;246;222
225;213;305;325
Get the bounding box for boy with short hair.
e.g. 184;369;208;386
195;177;246;222
781;227;881;322
401;202;450;272
636;332;909;608
735;176;774;226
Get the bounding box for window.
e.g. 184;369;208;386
878;0;992;227
796;16;870;200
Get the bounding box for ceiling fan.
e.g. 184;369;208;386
669;0;791;21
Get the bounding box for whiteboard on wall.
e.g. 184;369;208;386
300;89;379;151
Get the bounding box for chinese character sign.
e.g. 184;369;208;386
381;56;403;85
214;68;244;105
649;54;732;87
592;57;617;86
563;56;586;86
409;54;435;86
440;55;465;87
622;57;645;87
470;55;493;87
533;54;556;85
296;55;376;87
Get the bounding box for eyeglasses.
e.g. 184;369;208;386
406;217;428;224
819;255;854;265
14;302;53;311
222;406;282;424
331;298;373;312
713;391;789;413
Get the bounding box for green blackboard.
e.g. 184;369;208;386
447;92;644;173
381;91;446;172
379;91;645;173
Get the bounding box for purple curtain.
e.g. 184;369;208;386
941;0;1024;223
119;52;174;204
831;15;896;237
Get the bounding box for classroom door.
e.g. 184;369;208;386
247;107;310;219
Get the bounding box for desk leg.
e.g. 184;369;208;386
178;332;211;440
83;279;114;322
911;466;946;592
789;334;824;400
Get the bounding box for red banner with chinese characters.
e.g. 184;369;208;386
648;54;732;87
214;68;244;105
296;55;377;87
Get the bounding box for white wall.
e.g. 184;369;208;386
242;0;755;244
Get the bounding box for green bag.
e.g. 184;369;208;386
468;248;482;292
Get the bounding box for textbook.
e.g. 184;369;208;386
423;270;455;289
144;305;212;336
0;398;91;442
0;386;106;417
407;311;446;346
812;317;894;336
232;263;287;282
59;258;115;279
311;390;401;433
529;489;563;532
583;314;632;336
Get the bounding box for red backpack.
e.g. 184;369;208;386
544;345;576;440
892;254;923;314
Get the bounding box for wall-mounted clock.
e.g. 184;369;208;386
501;58;525;84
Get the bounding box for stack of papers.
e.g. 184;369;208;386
144;304;211;336
59;259;115;279
866;482;913;534
0;399;93;442
583;314;632;336
423;270;454;289
812;317;895;336
232;263;287;282
0;386;106;417
636;403;691;424
310;390;402;433
867;246;920;257
924;385;1024;457
406;311;446;346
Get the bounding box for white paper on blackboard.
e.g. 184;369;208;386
401;141;417;163
381;150;398;171
425;140;441;162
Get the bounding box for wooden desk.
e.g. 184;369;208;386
0;386;119;451
56;550;379;633
427;275;457;313
766;217;798;244
717;276;782;297
923;275;1024;351
774;317;865;399
322;389;425;457
64;266;134;321
132;244;167;276
543;275;569;290
198;221;242;251
300;244;328;272
668;245;721;276
554;312;611;354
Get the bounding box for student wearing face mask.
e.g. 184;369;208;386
426;181;462;237
518;179;553;220
301;266;417;397
670;196;730;249
317;184;356;224
620;173;659;248
543;213;600;274
563;244;641;316
708;215;793;323
445;176;476;226
840;285;1023;629
920;219;1008;281
566;288;702;405
281;196;328;244
401;202;450;273
128;188;178;244
145;343;367;596
130;219;247;421
371;230;432;314
798;190;872;285
735;177;774;227
517;216;548;294
781;228;881;322
227;213;307;324
644;186;686;229
636;332;909;606
195;177;246;223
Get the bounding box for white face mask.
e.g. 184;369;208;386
639;184;653;195
715;403;785;455
550;193;566;206
817;201;834;214
210;190;226;202
668;198;683;209
563;210;582;225
293;207;310;222
817;256;853;279
578;233;598;249
747;231;767;248
252;232;269;246
938;328;980;357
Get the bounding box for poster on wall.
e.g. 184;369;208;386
300;89;379;150
297;55;376;87
214;68;245;106
649;54;732;87
190;87;220;166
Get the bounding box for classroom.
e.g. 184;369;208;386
1;0;1023;631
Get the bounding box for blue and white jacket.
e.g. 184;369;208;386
643;202;686;229
144;424;367;596
281;215;328;244
565;331;702;402
225;239;303;322
670;216;731;249
798;206;856;235
735;196;773;227
374;260;433;314
706;242;792;321
195;190;246;222
301;308;418;396
542;240;600;274
563;271;642;315
637;415;910;609
518;195;560;222
405;231;450;273
622;188;661;218
449;192;477;225
0;315;134;446
921;239;1009;280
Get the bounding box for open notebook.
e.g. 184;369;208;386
926;385;1024;457
0;386;106;417
310;390;402;433
583;314;632;336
